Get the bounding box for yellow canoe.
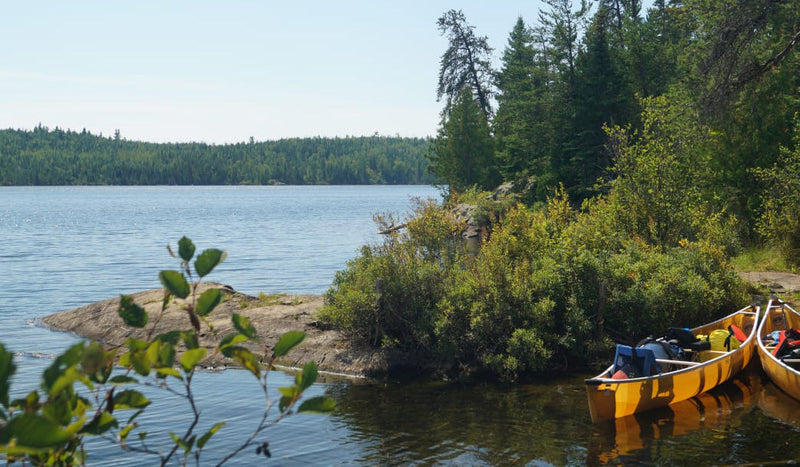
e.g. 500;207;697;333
590;368;759;463
757;297;800;402
585;304;759;423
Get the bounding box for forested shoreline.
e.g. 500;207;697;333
0;127;435;185
322;1;800;381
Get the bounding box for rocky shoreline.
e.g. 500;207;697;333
41;273;800;381
41;283;398;380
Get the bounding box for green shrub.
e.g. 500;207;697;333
752;115;800;265
321;198;464;351
324;176;749;380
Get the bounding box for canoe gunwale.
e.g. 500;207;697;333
586;304;759;422
756;297;800;401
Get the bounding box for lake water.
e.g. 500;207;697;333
3;185;800;465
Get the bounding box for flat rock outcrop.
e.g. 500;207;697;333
41;283;392;379
739;271;800;294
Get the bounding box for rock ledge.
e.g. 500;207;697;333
41;283;392;379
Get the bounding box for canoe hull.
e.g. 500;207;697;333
586;306;758;422
757;298;800;402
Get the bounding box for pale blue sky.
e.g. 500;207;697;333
1;1;553;143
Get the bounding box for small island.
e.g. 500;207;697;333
41;283;405;379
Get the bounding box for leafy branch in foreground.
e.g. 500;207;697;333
0;236;333;466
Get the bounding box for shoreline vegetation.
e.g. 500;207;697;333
38;274;800;381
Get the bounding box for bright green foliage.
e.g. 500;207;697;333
232;314;257;340
323;182;748;380
752;117;800;265
159;270;190;299
177;236;195;262
194;248;226;278
195;288;222;317
0;237;333;465
273;331;306;358
604;94;732;249
321;198;465;350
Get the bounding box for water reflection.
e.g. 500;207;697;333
322;363;800;466
328;377;595;465
758;380;800;427
588;365;761;465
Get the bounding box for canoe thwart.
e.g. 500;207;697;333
655;358;700;367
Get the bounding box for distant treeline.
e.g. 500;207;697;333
0;126;436;185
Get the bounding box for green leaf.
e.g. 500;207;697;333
118;352;131;367
297;396;335;414
81;412;118;435
278;386;299;399
6;413;73;448
230;348;261;378
109;375;139;385
118;295;148;328
43;342;85;392
127;409;145;425
125;338;149;351
159;270;190;299
273;331;306;358
119;423;136;442
157;342;176;368
162;290;172;311
196;288;223;317
156;331;183;345
197;421;226;449
218;334;248;357
155;368;183;380
279;395;293;413
180;349;207;372
9;391;39;412
0;343;17;407
49;366;81;398
182;330;199;350
146;341;160;365
178;236;196;262
194;248;226;278
114;390;151;410
297;361;318;392
232;313;257;340
42;391;74;426
129;351;151;377
80;341;107;375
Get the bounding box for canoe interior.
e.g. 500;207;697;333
586;306;758;423
757;299;800;402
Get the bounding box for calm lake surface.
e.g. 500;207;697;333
3;185;800;465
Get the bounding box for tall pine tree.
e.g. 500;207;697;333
437;9;496;120
430;87;498;192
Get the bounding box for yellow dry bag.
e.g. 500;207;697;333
707;328;740;352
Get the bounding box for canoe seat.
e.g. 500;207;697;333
613;344;659;377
